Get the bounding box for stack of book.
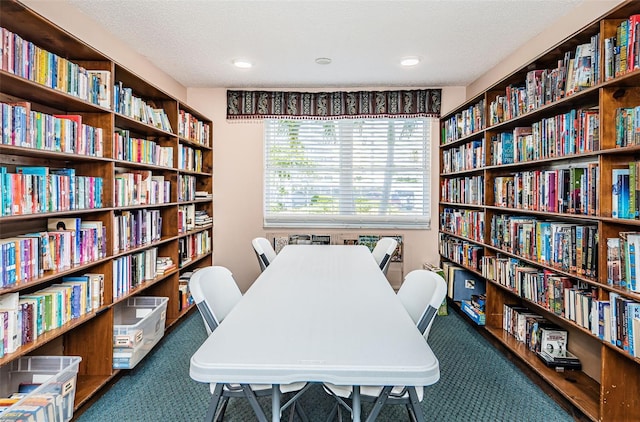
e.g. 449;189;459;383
194;210;212;227
156;257;176;275
535;326;581;369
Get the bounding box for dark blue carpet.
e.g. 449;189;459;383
75;308;574;421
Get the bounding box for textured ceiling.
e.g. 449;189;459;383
65;0;587;89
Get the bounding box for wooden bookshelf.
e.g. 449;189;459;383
0;0;212;412
439;1;640;420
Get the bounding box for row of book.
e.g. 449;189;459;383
489;37;599;125
177;205;212;234
112;249;177;300
0;166;104;217
493;164;599;216
490;215;598;278
178;174;197;202
0;27;111;108
1;218;106;287
440;175;484;205
615;106;640;148
611;162;640;220
113;129;174;167
178;110;211;147
114;81;173;133
113;209;163;254
112;247;159;300
440;98;485;144
440;208;485;242
114;170;171;207
178;232;212;267
441;138;484;174
503;304;581;369
605;292;640;357
604;14;640;81
482;255;594;322
0;273;104;357
483;253;640;358
490;109;600;167
530;109;600;158
1;101;105;157
178;144;204;172
606;234;640;292
438;233;483;272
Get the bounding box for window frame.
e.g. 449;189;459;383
263;117;432;229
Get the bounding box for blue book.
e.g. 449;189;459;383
626;302;640;354
62;275;91;314
450;266;486;302
501;132;514;164
612;168;630;218
0;166;6;216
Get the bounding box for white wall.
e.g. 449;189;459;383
22;0;187;102
466;0;626;98
187;87;466;291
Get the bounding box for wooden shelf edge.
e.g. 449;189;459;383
74;373;118;410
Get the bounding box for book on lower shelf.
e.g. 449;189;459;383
537;349;582;370
461;299;485;325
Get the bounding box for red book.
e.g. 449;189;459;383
628;15;640;71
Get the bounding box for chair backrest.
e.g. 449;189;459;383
371;237;398;275
252;237;277;272
188;266;243;335
397;269;447;340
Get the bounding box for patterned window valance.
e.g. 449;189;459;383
226;89;441;120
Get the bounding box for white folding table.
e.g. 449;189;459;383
189;244;440;422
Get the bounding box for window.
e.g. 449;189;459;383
263;118;431;229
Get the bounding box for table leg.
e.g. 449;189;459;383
408;387;425;422
352;386;361;422
205;383;224;422
272;384;281;422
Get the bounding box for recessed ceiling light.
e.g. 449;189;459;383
315;57;332;65
400;56;420;67
232;59;253;69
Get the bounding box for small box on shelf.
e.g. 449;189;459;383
112;296;168;369
0;355;81;422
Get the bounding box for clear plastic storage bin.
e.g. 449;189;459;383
0;355;81;422
112;296;168;369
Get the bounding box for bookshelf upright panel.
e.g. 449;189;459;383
439;1;640;420
0;0;213;413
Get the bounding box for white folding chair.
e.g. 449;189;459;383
252;237;277;272
323;269;447;422
371;237;398;275
189;266;309;422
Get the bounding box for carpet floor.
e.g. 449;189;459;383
75;307;574;421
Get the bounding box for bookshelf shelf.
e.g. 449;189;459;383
439;2;640;420
484;325;600;420
0;0;213;415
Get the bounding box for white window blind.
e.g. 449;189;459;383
263;118;431;229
